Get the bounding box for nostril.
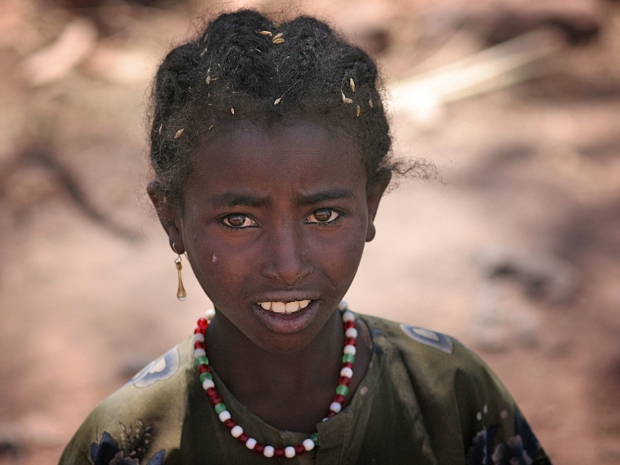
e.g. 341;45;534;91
283;275;303;286
261;262;313;285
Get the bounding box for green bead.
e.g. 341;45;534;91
199;372;212;382
342;353;355;364
195;356;209;366
214;403;227;414
311;433;319;445
336;385;349;396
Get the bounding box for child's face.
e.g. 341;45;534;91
157;119;387;352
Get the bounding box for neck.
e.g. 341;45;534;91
205;310;346;432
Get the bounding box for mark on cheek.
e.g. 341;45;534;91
212;253;218;263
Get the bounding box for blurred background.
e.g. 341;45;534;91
1;0;619;463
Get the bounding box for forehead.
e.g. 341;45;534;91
186;120;367;197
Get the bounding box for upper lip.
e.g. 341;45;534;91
251;290;320;303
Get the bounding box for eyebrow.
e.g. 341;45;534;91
209;192;270;208
297;188;355;205
208;188;355;209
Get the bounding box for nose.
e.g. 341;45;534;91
261;220;313;285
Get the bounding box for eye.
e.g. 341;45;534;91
306;208;340;224
220;214;257;229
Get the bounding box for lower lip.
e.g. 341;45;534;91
251;300;320;334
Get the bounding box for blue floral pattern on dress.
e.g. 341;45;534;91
513;406;539;459
492;435;533;465
90;422;165;465
466;425;498;465
466;406;547;465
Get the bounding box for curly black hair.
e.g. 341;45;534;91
149;9;397;205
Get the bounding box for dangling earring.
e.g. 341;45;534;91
172;242;187;301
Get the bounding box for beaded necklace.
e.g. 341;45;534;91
192;301;358;459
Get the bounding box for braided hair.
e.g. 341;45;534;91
149;9;395;205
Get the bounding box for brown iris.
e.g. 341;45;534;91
227;214;247;227
313;208;332;222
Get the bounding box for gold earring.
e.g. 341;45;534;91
172;242;187;301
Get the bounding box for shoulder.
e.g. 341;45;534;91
59;338;195;465
361;313;513;405
361;313;484;375
359;314;552;464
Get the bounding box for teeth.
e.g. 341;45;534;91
258;300;312;314
285;301;300;313
272;302;286;313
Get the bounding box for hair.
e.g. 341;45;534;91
148;9;405;206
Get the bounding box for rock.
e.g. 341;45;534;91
20;17;98;86
0;440;20;462
417;1;605;46
476;245;578;304
471;278;540;352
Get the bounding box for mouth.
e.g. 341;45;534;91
257;299;311;314
250;292;323;334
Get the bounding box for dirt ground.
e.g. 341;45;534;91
1;0;620;463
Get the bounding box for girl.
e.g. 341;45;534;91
60;10;551;465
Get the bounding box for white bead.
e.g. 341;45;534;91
263;446;275;458
231;425;243;438
194;348;206;358
337;300;348;311
202;379;215;390
245;438;257;450
342;311;355;322
330;402;342;413
340;367;353;378
218;410;231;422
303;438;315;451
205;308;216;320
285;446;295;458
193;333;205;343
345;328;358;339
343;345;356;355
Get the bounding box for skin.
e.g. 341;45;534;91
148;119;390;433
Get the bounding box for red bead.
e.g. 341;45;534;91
342;362;353;369
294;444;305;455
194;341;206;350
198;364;211;374
327;411;336;418
333;394;345;404
194;327;206;335
209;395;222;406
238;433;249;444
274;447;285;457
344;321;355;329
338;376;350;386
197;318;209;329
224;419;236;429
206;388;217;398
344;337;356;346
254;443;265;454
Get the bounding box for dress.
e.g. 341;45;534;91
59;313;552;465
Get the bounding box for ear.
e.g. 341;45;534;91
365;169;391;242
147;180;185;254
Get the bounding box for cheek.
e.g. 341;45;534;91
186;232;255;296
197;243;251;279
310;222;367;281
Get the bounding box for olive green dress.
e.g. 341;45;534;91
59;314;552;465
